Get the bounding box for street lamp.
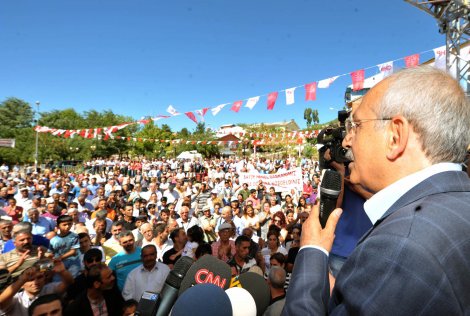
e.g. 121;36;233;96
34;101;40;172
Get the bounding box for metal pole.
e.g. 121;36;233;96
34;101;40;172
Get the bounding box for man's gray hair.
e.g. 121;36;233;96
269;266;286;289
377;66;470;163
12;222;33;234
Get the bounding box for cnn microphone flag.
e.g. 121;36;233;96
405;54;420;68
350;69;365;91
433;46;446;70
378;61;393;77
305;82;317;101
267;92;278;110
245;96;260;110
231;101;243;112
285;87;295;105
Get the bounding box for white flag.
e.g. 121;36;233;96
378;61;394;77
285;88;296;105
318;76;339;89
245;96;260;110
433;46;446;70
211;103;228;116
167;105;180;116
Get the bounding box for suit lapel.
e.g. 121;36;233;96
357;171;470;245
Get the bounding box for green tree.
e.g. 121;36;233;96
0;98;35;164
304;108;313;127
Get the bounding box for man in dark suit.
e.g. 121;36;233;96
283;66;470;315
65;263;124;315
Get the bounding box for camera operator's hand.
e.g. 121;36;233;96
300;201;342;253
324;149;345;175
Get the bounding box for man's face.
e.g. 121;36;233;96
23;269;46;295
94;220;106;233
97;189;104;196
343;81;389;192
0;222;12;238
30;298;62;316
124;206;133;217
219;228;231;242
221;208;232;221
98;200;106;209
21;189;29;197
14;232;33;253
180;208;189;221
141;247;157;269
160;212;169;222
176;230;188;245
119;235;135;253
111;225;123;238
100;267;115;290
236;241;251;260
79;236;92;252
28;211;39;223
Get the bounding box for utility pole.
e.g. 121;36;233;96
34;101;40;172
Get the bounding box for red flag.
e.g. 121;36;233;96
305;82;317;101
350;70;365;91
185;112;198;124
405;54;420;68
267;92;278;110
231;101;243;112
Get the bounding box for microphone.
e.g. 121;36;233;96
154;256;194;316
178;254;232;295
232;272;270;316
319;169;342;228
226;287;257;316
171;283;232;316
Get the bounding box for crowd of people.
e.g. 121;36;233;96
1;66;469;316
0;154;320;315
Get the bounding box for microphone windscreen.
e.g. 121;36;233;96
226;287;257;316
235;272;270;316
167;256;194;288
171;283;232;316
320;169;342;197
179;254;232;295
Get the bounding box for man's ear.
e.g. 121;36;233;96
386;116;409;161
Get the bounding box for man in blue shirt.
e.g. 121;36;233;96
108;231;142;291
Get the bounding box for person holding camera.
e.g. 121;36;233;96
322;148;372;277
0;260;73;316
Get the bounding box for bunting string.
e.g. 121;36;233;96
34;44;458;139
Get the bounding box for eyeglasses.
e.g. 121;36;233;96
345;118;391;134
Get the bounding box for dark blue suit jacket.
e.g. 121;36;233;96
283;171;470;315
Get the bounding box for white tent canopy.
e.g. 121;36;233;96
177;150;202;160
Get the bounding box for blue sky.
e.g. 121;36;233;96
0;1;443;132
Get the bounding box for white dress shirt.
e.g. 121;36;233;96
122;262;171;302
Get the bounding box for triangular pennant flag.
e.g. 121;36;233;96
378;61;394;77
318;76;339;89
245;96;260;110
195;108;209;122
433;46;446;70
405;54;420;68
211;103;228;116
231;101;243;112
350;69;365;91
305;82;317;101
152;115;170;121
267;92;278;110
167;105;180;116
285;88;296;105
185;112;198;124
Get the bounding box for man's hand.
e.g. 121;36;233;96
52;259;66;274
300;202;342;253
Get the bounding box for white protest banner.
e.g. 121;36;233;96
238;167;303;193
